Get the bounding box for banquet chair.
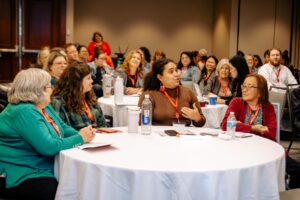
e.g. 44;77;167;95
280;188;300;200
271;103;281;143
269;86;287;119
286;84;300;152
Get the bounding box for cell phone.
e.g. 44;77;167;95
164;130;179;136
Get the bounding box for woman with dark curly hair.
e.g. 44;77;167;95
51;63;106;130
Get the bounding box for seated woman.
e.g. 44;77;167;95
177;51;200;84
51;63;106;130
87;32;114;66
44;51;68;86
138;58;206;127
199;55;218;95
207;58;235;104
0;68;94;199
115;49;150;95
221;74;277;141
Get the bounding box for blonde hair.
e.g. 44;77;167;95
8;68;51;104
120;49;145;74
216;58;231;76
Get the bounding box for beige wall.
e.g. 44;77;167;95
73;0;213;60
70;0;296;64
212;0;232;59
238;0;292;60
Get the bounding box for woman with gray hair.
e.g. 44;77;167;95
207;58;236;104
44;51;68;86
0;68;95;199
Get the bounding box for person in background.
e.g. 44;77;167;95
221;74;277;141
139;58;206;126
263;49;270;64
51;63;106;130
253;54;263;69
65;43;79;64
50;47;68;58
77;45;89;63
88;49;114;97
207;58;235;104
229;55;249;100
258;48;297;89
197;48;208;70
36;46;50;69
44;51;68;86
245;54;258;74
115;49;149;95
87;32;113;67
199;55;218;95
177;51;200;84
151;50;166;66
0;68;94;199
139;46;152;71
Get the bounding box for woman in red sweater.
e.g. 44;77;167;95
221;74;277;141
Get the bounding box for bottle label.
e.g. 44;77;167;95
142;115;150;125
227;121;236;128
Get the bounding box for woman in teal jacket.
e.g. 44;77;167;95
0;68;95;200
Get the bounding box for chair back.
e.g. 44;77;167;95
269;86;287;119
271;102;281;143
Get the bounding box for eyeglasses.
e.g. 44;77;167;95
45;85;53;90
241;84;259;90
53;62;67;65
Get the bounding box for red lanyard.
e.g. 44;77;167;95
42;109;61;137
83;101;94;122
127;74;136;87
247;104;261;125
218;77;229;96
161;87;180;120
273;67;281;82
204;73;210;81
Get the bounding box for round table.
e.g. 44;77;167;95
55;126;285;200
97;96;228;128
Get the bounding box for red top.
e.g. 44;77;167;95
88;41;112;56
221;97;277;141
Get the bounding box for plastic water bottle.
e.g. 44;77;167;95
226;112;236;139
141;94;152;135
102;74;112;98
114;76;124;104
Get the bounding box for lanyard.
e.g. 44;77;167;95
247;104;261;125
218;77;229;96
161;87;180;120
84;101;94;122
273;66;281;82
127;74;136;87
42;109;61;137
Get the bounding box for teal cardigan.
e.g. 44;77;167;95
0;102;83;188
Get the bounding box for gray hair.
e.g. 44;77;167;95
216;58;231;76
8;68;51;104
44;51;67;72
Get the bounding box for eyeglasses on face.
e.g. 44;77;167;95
241;84;258;90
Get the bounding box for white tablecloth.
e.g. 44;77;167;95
55;127;285;200
98;96;228;128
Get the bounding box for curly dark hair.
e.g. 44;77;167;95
52;62;96;114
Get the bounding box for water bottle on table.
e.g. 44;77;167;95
141;94;152;135
226;112;236;139
114;76;124;104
